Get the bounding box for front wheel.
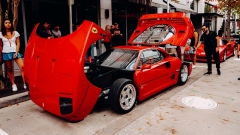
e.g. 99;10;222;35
108;78;137;114
178;64;188;85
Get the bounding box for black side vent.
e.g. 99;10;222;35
179;30;185;33
60;97;72;115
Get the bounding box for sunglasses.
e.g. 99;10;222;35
201;28;206;31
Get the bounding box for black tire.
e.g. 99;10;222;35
222;50;226;62
178;64;188;85
108;78;137;114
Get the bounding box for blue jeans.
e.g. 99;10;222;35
86;44;95;59
90;44;95;59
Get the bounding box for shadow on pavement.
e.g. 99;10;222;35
0;76;28;98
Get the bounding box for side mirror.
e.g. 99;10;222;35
141;64;151;71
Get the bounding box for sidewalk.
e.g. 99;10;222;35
0;57;239;135
0;71;29;109
96;57;240;135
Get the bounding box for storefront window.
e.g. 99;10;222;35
112;1;156;44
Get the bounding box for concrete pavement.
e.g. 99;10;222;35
0;56;239;135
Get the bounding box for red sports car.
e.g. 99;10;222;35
24;12;194;122
184;37;236;62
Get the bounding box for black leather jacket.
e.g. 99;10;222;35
36;25;52;38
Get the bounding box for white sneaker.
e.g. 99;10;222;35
192;65;196;69
23;84;27;89
12;84;18;91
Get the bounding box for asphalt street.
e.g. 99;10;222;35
0;56;240;135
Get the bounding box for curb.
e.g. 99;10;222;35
0;91;30;109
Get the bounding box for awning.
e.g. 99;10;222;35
151;0;168;8
197;13;223;17
163;0;197;14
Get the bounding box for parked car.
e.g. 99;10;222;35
24;12;194;122
184;37;236;62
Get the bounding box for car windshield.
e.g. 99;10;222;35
95;49;139;69
132;24;175;44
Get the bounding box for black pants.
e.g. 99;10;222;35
104;42;111;51
205;49;220;71
112;40;122;47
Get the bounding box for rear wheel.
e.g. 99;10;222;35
108;78;137;114
178;64;188;85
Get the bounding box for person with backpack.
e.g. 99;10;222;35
196;24;221;75
190;30;199;68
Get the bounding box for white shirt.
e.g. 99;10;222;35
0;31;20;53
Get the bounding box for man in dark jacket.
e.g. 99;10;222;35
36;19;54;39
111;23;123;47
237;33;240;80
196;24;221;75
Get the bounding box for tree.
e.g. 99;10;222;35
1;0;20;30
207;0;240;39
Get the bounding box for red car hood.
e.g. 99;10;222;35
128;12;194;47
24;20;105;121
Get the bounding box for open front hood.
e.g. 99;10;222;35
128;12;194;47
24;20;105;121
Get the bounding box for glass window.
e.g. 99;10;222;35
138;49;164;68
96;49;138;69
132;24;175;44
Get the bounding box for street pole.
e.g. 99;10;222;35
167;0;170;13
223;11;227;38
68;0;74;33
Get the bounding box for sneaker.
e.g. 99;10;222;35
12;84;18;91
23;84;27;89
192;65;196;69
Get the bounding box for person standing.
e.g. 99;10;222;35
190;30;199;68
103;25;112;51
111;23;122;47
237;33;240;59
0;39;6;88
51;23;61;38
196;24;221;75
237;33;240;80
36;19;54;39
0;19;27;91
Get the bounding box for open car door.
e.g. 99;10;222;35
24;20;105;121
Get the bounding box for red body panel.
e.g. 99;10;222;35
24;21;105;121
134;56;182;101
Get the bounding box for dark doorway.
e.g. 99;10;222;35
112;2;157;45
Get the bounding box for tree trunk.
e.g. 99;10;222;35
0;0;4;89
226;0;231;40
12;0;20;30
5;0;11;19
